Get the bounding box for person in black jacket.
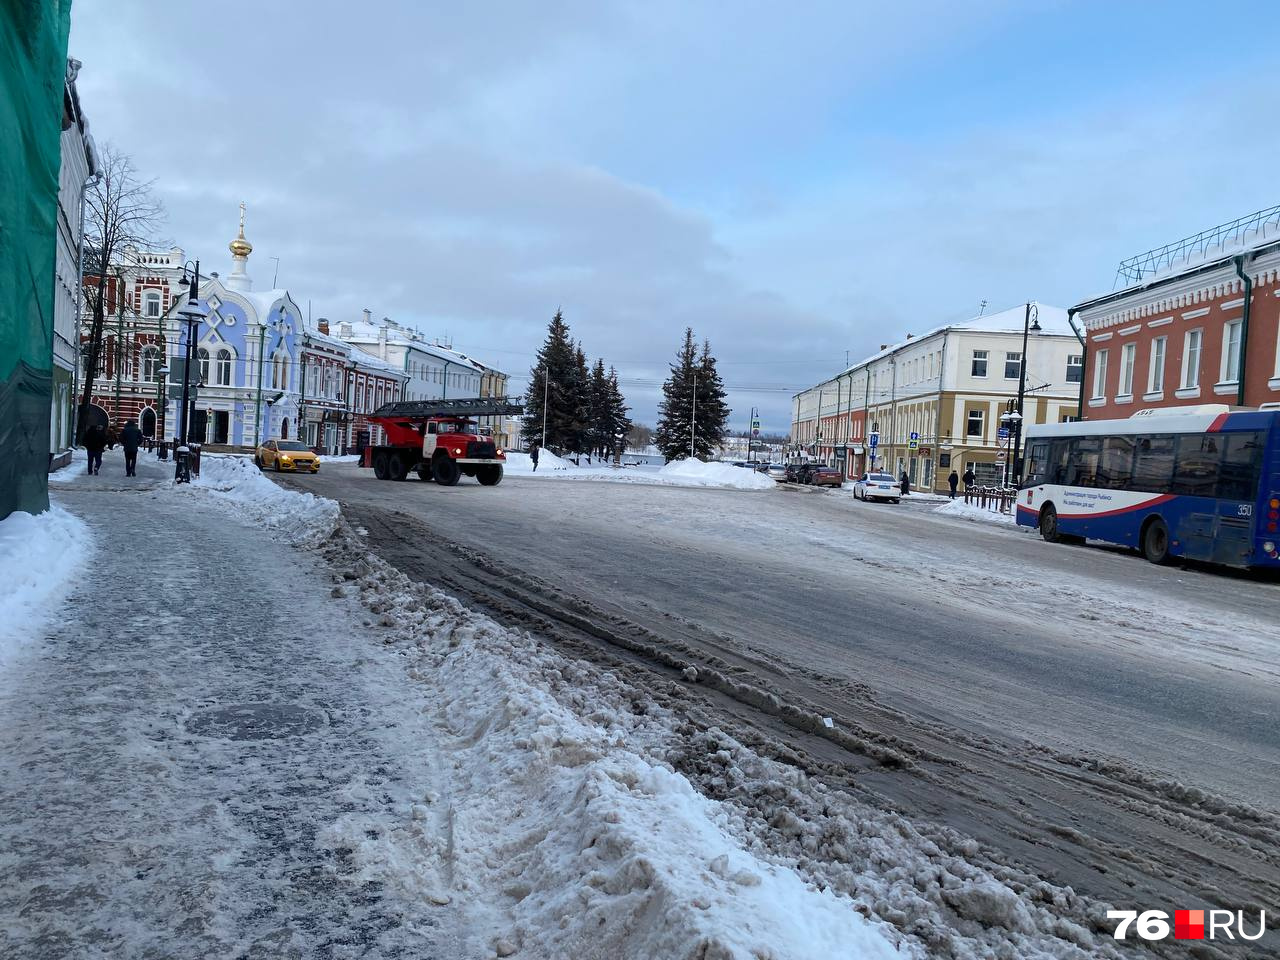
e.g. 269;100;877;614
83;424;107;475
962;466;976;491
899;470;910;497
948;469;960;499
120;419;144;477
530;442;540;472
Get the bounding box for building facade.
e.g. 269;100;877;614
1074;211;1280;419
52;58;96;465
793;304;1083;491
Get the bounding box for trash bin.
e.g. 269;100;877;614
157;440;169;461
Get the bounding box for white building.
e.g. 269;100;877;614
332;312;485;402
52;58;96;465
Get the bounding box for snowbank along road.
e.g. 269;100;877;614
281;463;1280;958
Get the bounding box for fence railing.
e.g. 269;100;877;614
964;485;1017;514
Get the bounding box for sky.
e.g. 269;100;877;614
68;0;1280;433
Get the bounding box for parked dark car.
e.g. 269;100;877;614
806;464;844;487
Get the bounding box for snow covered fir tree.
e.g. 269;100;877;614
654;327;729;461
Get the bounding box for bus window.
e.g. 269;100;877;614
1099;436;1134;490
1218;431;1263;500
1048;439;1071;484
1131;435;1175;492
1025;442;1049;485
1173;435;1219;498
1069;437;1102;487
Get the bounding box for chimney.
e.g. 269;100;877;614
906;333;914;340
339;322;352;338
317;318;330;335
377;323;388;361
362;307;372;325
879;344;888;350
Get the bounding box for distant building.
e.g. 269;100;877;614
51;58;96;466
792;304;1083;491
1073;206;1280;419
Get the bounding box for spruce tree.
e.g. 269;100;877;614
605;366;632;461
587;358;610;459
654;328;699;460
524;310;577;451
694;338;729;453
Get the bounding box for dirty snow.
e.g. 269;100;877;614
189;454;340;545
933;498;1019;526
0;507;91;670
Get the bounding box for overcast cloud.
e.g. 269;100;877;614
69;1;1280;432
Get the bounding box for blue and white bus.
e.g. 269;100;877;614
1017;406;1280;568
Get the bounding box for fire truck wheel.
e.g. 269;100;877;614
373;452;390;480
416;463;434;482
432;454;461;486
476;465;503;486
388;452;409;481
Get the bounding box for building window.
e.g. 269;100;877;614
1066;354;1083;383
1119;343;1136;397
1221;319;1242;383
1148;337;1166;394
965;408;984;438
143;291;161;318
1092;349;1109;400
971;350;988;378
196;347;210;385
216;348;232;386
1182;329;1202;389
141;346;160;382
1004;351;1022;380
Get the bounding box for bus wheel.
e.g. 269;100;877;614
388;452;409;481
373;452;389;480
432;454;461;486
1038;504;1061;543
1142;517;1172;564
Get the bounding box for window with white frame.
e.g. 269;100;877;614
1066;354;1083;383
1119;343;1136;396
1004;351;1022;380
143;291;161;318
140;346;160;382
965;408;984;437
216;348;232;386
1221;319;1242;383
1092;348;1109;399
1148;337;1166;394
971;350;988;377
1182;329;1202;388
196;347;210;385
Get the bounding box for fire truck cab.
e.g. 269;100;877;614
365;398;524;487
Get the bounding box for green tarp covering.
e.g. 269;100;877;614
0;0;72;519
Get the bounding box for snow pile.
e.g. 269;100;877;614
320;454;362;464
317;549;907;959
504;449;579;474
47;448;89;484
189;454;339;544
0;507;91;668
933;499;1019;527
657;457;776;490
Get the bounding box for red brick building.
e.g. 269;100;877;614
1074;212;1280;419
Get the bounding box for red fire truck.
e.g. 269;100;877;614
365;398;523;486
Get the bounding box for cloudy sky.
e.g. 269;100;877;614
69;0;1280;432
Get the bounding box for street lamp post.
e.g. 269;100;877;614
174;260;205;483
155;363;169;459
1011;302;1041;485
253;314;287;450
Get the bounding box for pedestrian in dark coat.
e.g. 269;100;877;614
948;470;959;499
83;424;107;475
899;470;910;497
530;443;540;472
120;419;144;477
962;467;976;490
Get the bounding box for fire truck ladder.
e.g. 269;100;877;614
369;397;525;420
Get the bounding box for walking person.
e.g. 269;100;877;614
83;423;107;476
962;466;976;493
530;442;540;472
120;419;144;477
947;469;959;499
899;470;910;498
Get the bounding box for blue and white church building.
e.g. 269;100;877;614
164;206;304;449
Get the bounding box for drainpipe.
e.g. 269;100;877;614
1067;309;1086;420
1233;255;1253;408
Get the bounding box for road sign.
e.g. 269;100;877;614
869;431;879;449
998;427;1010;439
996;451;1007;462
920;446;931;457
908;430;919;450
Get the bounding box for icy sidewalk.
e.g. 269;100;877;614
0;483;464;958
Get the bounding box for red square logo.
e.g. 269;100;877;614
1175;910;1205;940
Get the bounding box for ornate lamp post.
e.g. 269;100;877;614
155;363;169;459
1011;302;1041;486
174;260;205;482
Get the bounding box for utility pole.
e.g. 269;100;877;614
691;371;701;458
113;272;124;423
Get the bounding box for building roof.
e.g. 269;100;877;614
349;344;405;377
335;316;504;376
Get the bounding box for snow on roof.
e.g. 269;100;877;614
337;317;504;376
349;344;405;376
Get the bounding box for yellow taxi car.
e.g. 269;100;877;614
255;439;320;473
